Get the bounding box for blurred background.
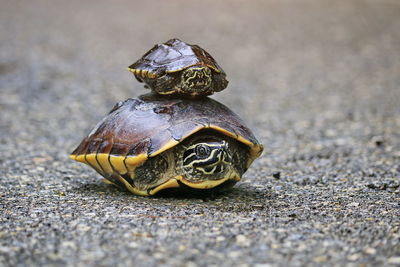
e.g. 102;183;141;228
1;0;400;266
2;0;399;152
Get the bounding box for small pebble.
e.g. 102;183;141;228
272;172;281;179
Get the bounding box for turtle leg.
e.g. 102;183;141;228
133;155;169;191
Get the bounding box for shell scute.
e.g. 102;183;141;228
167;121;204;141
109;142;130;157
126;138;151;157
87;138;102;154
97;138;113;154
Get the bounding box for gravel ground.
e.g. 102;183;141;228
1;0;400;266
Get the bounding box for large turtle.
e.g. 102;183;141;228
128;39;228;98
69;94;263;196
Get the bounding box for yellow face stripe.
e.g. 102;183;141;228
184;146;220;168
183;141;229;176
198;165;218;175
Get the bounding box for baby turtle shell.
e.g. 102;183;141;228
70;93;263;196
128;39;228;98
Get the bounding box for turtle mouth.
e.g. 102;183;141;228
148;171;240;195
180;66;212;92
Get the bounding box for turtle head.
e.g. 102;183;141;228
179;66;212;94
182;140;232;180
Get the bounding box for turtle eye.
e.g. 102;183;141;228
195;144;210;158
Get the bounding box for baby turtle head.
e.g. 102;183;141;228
179;66;212;94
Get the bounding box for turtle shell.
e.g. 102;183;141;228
128;39;228;97
70;94;263;195
130;38;225;75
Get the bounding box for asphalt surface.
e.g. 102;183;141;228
1;0;400;266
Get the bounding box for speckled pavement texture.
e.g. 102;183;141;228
1;0;399;266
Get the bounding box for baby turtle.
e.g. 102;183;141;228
70;94;263;196
128;38;228;98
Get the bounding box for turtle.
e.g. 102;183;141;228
128;38;228;98
69;93;263;196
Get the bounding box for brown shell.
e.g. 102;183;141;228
128;38;225;75
71;94;263;165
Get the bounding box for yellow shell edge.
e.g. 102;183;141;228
148;179;180;195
